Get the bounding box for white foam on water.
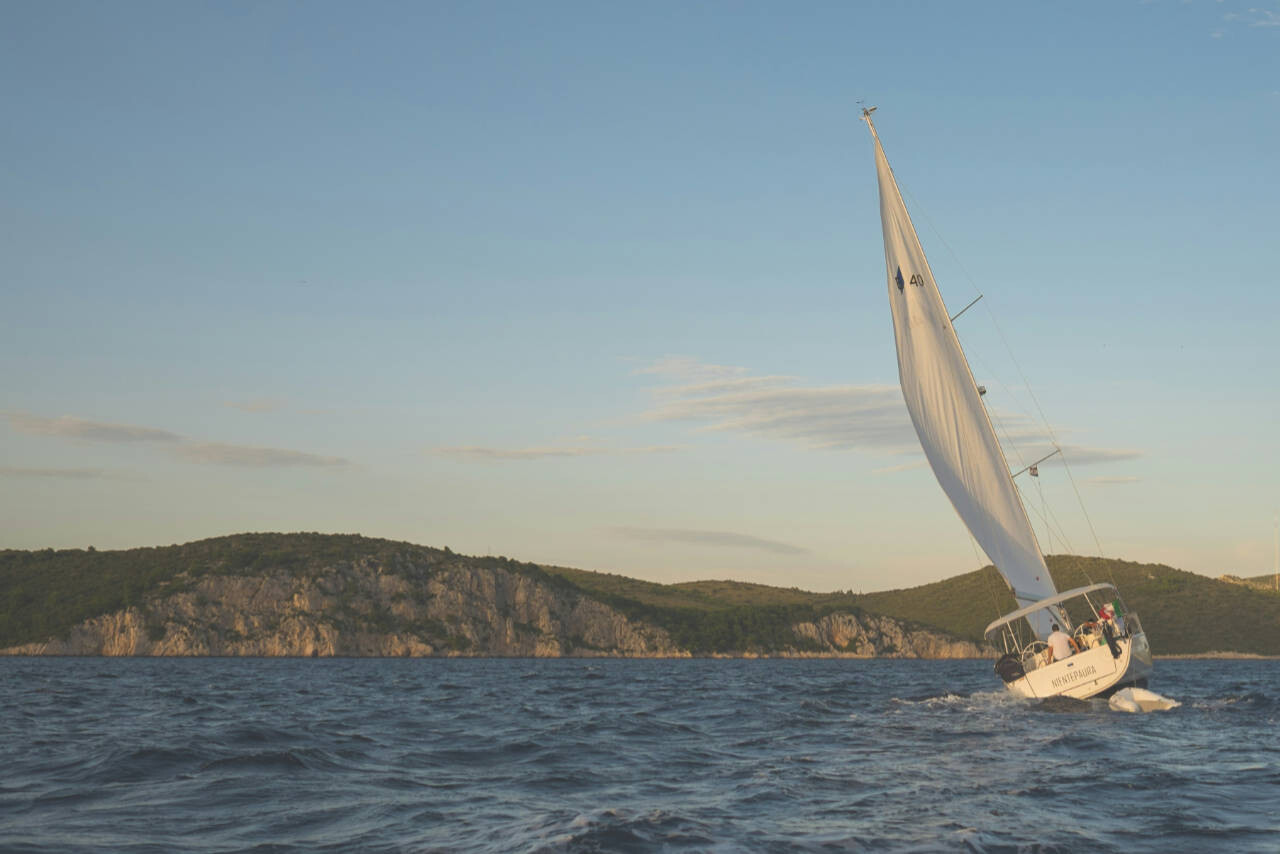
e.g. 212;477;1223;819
892;689;1027;711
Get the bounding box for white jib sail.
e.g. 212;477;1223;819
866;116;1057;625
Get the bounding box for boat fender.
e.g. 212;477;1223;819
994;653;1025;683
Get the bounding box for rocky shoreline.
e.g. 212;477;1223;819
2;555;987;659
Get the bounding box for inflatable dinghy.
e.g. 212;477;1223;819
1108;686;1180;713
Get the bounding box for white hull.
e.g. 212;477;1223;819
1003;631;1153;701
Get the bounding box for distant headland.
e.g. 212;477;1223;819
2;533;1276;658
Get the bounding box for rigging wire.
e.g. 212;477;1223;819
1039;482;1079;557
899;181;1115;591
1029;473;1098;588
968;532;1006;624
982;314;1108;555
1033;475;1054;553
1015;480;1072;554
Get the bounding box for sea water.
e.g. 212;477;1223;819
1;658;1275;852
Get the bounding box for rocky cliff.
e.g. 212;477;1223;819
792;612;984;658
1;542;985;658
3;557;686;657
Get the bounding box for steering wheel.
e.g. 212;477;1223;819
1072;621;1100;650
1021;640;1049;668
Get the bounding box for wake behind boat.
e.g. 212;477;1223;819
862;108;1154;700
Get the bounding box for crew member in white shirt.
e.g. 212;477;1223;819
1046;623;1078;662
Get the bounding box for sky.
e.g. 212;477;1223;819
3;1;1278;593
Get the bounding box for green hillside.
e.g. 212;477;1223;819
3;533;1277;655
541;557;1280;655
541;556;1280;655
854;565;1015;643
538;566;869;652
542;566;857;611
854;555;1280;655
0;533;568;650
0;534;856;654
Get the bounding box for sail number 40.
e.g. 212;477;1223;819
894;268;928;291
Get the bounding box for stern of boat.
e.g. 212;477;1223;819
988;591;1155;701
1002;629;1153;701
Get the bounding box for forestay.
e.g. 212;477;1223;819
866;115;1057;628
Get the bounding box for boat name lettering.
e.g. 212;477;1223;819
1050;664;1097;689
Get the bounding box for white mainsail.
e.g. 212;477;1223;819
864;111;1057;627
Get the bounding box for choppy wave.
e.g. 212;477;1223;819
1;658;1276;852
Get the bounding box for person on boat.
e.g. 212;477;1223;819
1099;601;1125;635
1046;623;1078;662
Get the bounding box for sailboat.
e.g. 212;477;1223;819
863;107;1153;700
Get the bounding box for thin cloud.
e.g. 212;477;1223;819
172;443;350;468
636;359;911;452
436;444;680;462
634;358;1141;469
1085;476;1141;486
610;526;810;556
6;413;182;443
1053;445;1142;466
225;397;286;413
987;413;1141;469
654;374;799;400
632;356;749;383
872;460;929;475
643;384;910;451
0;466;120;479
1228;8;1280;28
7;410;353;469
1005;440;1142;469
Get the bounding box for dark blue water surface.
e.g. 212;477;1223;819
1;658;1276;852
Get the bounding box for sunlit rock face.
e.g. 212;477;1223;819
1;558;682;658
4;556;981;659
791;613;988;659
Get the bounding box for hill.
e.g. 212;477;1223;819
536;565;876;653
541;556;1280;655
852;555;1280;655
3;534;1275;656
0;533;977;658
1;533;444;648
1231;573;1279;593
